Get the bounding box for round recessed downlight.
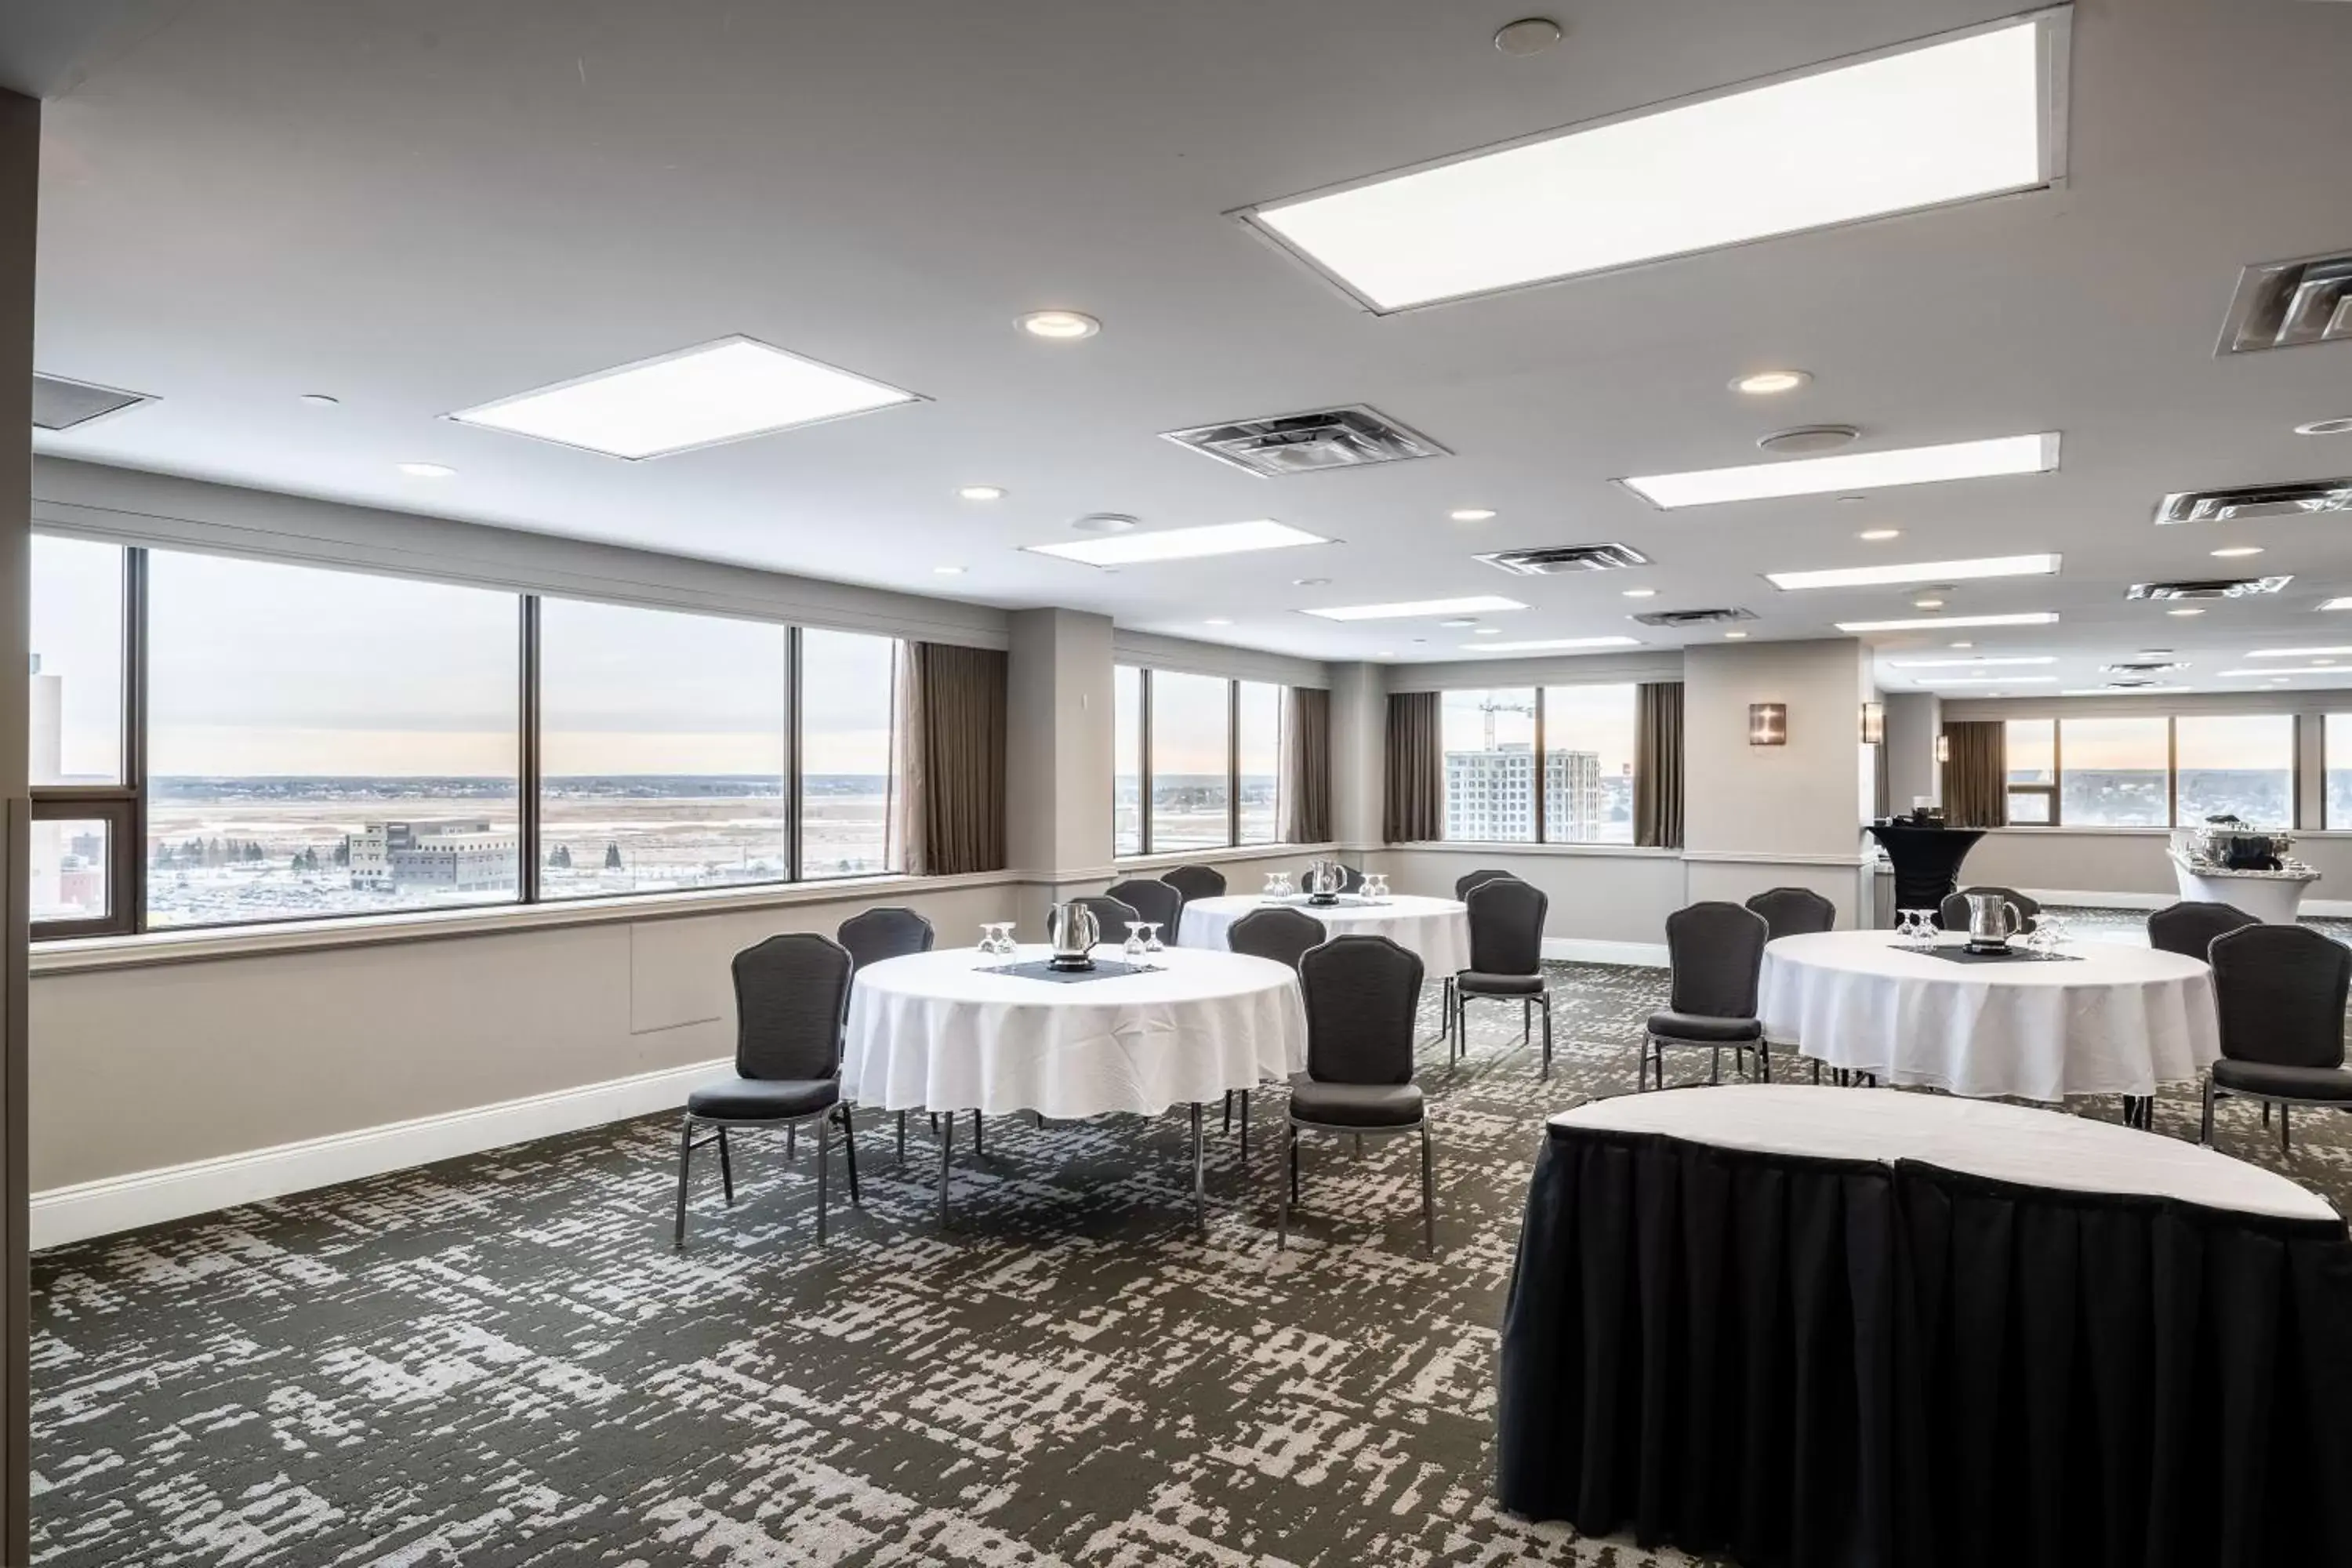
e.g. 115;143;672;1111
1858;528;1901;541
956;485;1006;502
1018;310;1100;340
1913;597;1946;610
1449;507;1497;522
1493;16;1563;55
1950;641;1973;649
1069;512;1138;533
1473;627;1502;635
1731;369;1811;396
1203;617;1232;626
396;462;456;478
1377;650;1396;658
2211;546;2263;557
1757;424;1860;455
934;565;966;575
2294;417;2352;437
1623;587;1657;598
2168;607;2205;617
300;393;339;406
1724;630;1748;640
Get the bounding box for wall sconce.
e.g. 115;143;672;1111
1935;733;1951;764
1748;702;1788;746
1860;700;1885;746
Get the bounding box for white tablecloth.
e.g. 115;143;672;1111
1555;1084;2335;1222
842;945;1305;1119
1177;894;1471;976
2170;859;2318;924
1757;930;2220;1102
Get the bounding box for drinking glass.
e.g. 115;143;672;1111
1123;922;1148;961
1262;871;1286;900
1142;922;1165;954
978;923;998;954
2039;914;2068;950
1363;873;1389;902
990;922;1016;956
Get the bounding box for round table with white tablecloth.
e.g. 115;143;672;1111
1757;928;2220;1102
1176;893;1471;977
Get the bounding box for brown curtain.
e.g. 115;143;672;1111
1634;681;1685;849
1942;720;2007;828
897;641;1007;875
1282;687;1332;844
1385;691;1442;843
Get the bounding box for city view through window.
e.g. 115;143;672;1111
2003;714;2296;829
1439;685;1635;844
1112;666;1285;856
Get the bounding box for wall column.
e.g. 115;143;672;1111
1004;608;1114;924
1884;691;1943;813
1327;661;1386;851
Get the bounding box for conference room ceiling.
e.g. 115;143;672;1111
20;0;2352;693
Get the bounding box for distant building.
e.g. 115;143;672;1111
350;822;517;892
1445;746;1599;840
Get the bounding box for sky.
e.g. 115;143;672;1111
1114;668;1286;779
1441;684;1636;771
2009;713;2296;774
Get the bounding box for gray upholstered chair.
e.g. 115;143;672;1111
2201;924;2352;1152
1745;886;1836;941
1282;935;1434;1254
1937;885;2042;933
1160;864;1226;909
1454;868;1519;902
837;908;935;1161
1067;895;1140;947
1445;877;1554;1075
2147;900;2257;961
1105;877;1185;941
1642;902;1771;1090
1221;906;1329;1152
676;933;858;1247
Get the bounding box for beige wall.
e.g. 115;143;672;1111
1958;829;2352;907
1375;846;1684;950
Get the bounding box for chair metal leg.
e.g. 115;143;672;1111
1521;997;1531;1044
672;1116;694;1249
2281;1102;2292;1153
2200;1077;2216;1146
1353;1133;1364;1159
897;1110;908;1164
840;1106;860;1206
1222;1091;1232;1135
973;1110;984;1156
938;1110;954;1225
1238;1089;1250;1171
815;1111;830;1244
717;1126;735;1205
786;1123;796;1160
1191;1101;1205;1232
1711;1045;1722;1084
1811;1058;1822;1086
2262;1102;2270;1127
1288;1122;1301;1205
1759;1040;1771;1083
1277;1123;1294;1248
1420;1122;1436;1258
1540;997;1553;1080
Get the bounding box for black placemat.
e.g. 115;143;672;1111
1899;944;2082;965
980;959;1155;983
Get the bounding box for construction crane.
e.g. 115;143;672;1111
1479;694;1535;750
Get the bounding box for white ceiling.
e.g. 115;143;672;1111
15;0;2352;694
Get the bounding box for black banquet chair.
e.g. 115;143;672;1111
1067;895;1140;947
1744;885;1836;941
1454;868;1519;902
1281;935;1436;1255
1937;884;2042;933
2201;924;2352;1152
1642;902;1771;1090
1221;906;1329;1152
837;908;935;1162
1105;878;1185;942
1160;864;1226;910
675;933;858;1247
2147;899;2257;960
1445;877;1554;1075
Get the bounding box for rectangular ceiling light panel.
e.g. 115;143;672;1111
1305;595;1529;622
1625;433;2059;510
1912;675;2058;687
2245;647;2352;659
451;336;920;459
1025;519;1331;567
1468;637;1643;652
1887;655;2055;668
1836;612;2059;633
1244;15;2063;311
1767;553;2059;590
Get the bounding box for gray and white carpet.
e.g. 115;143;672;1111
30;917;2352;1566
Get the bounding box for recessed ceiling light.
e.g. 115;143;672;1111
1439;618;1480;628
2248;647;2352;659
1766;553;2059;591
934;565;967;575
1450;508;1497;522
300;393;339;406
2295;417;2352;437
1858;528;1902;541
2317;659;2337;666
1622;587;1659;598
1889;655;2055;668
1070;513;1138;534
2210;546;2264;557
1293;577;1331;587
1473;627;1503;635
1305;594;1528;622
1377;650;1396;658
2167;607;2205;617
396;462;456;477
1246;15;2062;311
2322;598;2352;612
1025;518;1329;567
1017;310;1101;340
1203;617;1233;626
956;485;1007;502
1912;597;1946;610
1493;16;1564;56
1623;433;2060;509
1472;636;1644;652
1836;612;2059;633
1949;641;1973;648
450;336;919;459
1723;630;1749;639
1732;369;1811;395
1913;675;2057;688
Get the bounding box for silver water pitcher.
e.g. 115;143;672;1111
1303;859;1345;905
1962;891;2024;950
1046;900;1101;968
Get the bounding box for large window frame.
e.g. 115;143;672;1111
30;536;911;942
1113;666;1296;858
1438;683;1639;846
1998;712;2299;829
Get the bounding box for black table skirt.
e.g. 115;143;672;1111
1867;822;1984;916
1496;1124;2352;1568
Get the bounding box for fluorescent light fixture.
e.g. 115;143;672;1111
451;337;918;460
1243;16;2063;312
1888;655;2055;668
2245;647;2352;659
1835;611;2059;633
2219;666;2344;678
1858;528;1903;541
2321;599;2352;612
956;485;1006;502
1624;433;2060;510
1025;519;1330;568
2060;685;2189;696
1467;636;1643;652
395;462;456;478
1767;553;2059;591
1913;674;2057;688
1305;594;1529;622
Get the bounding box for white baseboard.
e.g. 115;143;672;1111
1545;936;1669;968
31;1055;728;1252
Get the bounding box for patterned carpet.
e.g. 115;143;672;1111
28;921;2352;1567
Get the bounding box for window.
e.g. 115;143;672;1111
2058;717;2169;827
1149;670;1232;851
2004;718;2054;824
2176;714;2292;829
1440;688;1538;843
146;550;521;928
1114;665;1144;856
31;537;134;936
1236;681;1283;845
539;597;786;900
2330;715;2352;829
1540;684;1637;844
799;628;900;878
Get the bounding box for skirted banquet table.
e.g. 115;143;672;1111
841;943;1305;1225
1497;1085;2352;1568
1177;892;1471;977
1758;929;2219;1107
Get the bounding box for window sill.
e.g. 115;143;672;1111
1385;840;1682;859
1103;842;1331;877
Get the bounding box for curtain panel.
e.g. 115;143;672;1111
897;641;1007;876
1941;720;2007;829
1633;681;1685;850
1282;687;1332;844
1385;691;1443;844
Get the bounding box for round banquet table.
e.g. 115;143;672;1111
842;943;1305;1225
1757;929;2219;1102
1177;893;1471;976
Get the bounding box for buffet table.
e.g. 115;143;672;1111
1176;893;1470;977
1497;1086;2352;1568
2169;848;2321;924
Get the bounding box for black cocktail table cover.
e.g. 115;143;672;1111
1497;1123;2352;1568
1867;822;1984;916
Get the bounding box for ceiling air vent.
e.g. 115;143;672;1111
1160;405;1447;477
32;373;154;431
2103;660;2187;674
1475;543;1652;576
1632;606;1758;628
2217;251;2352;354
2154;477;2352;524
2125;577;2292;601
